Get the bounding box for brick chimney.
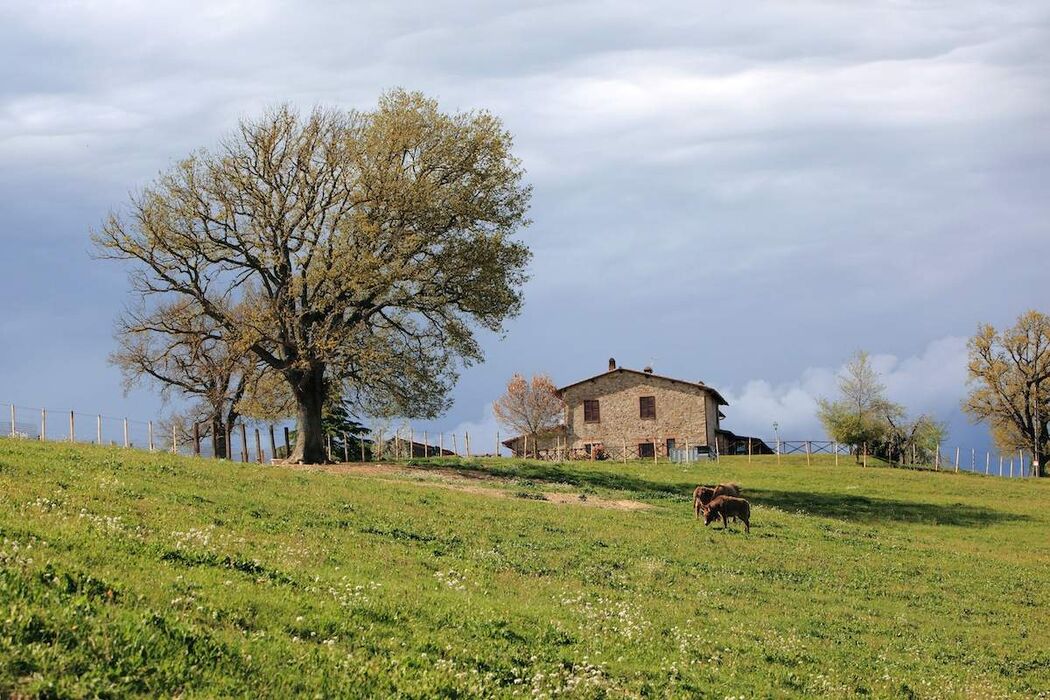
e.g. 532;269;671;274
608;357;616;371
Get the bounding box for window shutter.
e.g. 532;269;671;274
640;396;656;419
584;400;600;423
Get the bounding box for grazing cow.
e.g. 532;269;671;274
692;483;742;519
702;495;751;533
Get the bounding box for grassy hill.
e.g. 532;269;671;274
0;439;1047;698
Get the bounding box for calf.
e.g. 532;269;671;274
702;495;751;533
692;483;742;519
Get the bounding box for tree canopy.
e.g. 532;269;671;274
94;90;532;463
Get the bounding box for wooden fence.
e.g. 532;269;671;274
2;401;1038;477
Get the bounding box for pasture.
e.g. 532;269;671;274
0;439;1047;697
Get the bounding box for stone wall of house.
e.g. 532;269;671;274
562;371;716;452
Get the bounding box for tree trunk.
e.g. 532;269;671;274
211;418;226;459
288;365;327;464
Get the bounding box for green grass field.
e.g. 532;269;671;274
0;439;1047;698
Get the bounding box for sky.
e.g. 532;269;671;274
1;0;1048;452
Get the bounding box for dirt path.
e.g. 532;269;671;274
282;462;650;511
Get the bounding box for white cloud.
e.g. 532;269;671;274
721;336;970;441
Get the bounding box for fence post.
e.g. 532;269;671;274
424;430;429;458
954;447;960;473
999;454;1003;477
283;426;291;459
439;433;444;457
985;451;990;475
776;437;781;465
41;409;46;441
452;433;458;455
123;418;129;448
172;424;177;453
9;404;14;436
465;431;471;458
269;425;277;462
971;448;975;472
935;448;940;470
326;434;332;462
255;428;263;463
863;442;868;468
69;411;75;443
342;432;349;462
1018;449;1024;477
1010;458;1015;478
147;420;153;451
193;423;201;456
241;424;249;462
834;442;838;466
748;437;752;463
805;440;811;466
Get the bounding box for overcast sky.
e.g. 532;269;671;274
1;1;1047;451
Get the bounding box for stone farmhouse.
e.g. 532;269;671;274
503;358;769;459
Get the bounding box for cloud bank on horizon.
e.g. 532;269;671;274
0;1;1046;450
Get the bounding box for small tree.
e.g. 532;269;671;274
492;374;564;458
820;350;947;465
818;351;897;461
964;311;1050;477
111;299;262;458
883;413;947;466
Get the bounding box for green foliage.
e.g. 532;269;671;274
819;351;946;463
0;439;1048;697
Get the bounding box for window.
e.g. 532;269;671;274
638;442;655;458
639;396;656;419
583;399;600;423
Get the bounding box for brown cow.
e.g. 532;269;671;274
702;495;751;533
692;483;742;519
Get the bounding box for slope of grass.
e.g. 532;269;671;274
0;439;1047;698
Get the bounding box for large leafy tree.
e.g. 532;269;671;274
492;374;564;458
964;310;1050;477
94;91;531;463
